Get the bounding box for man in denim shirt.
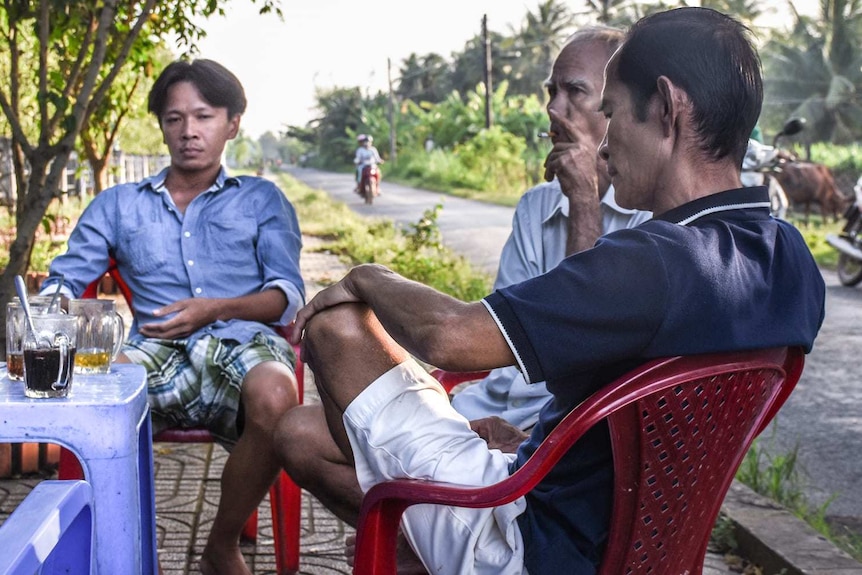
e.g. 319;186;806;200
42;59;304;575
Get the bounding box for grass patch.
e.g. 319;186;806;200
787;214;843;270
274;172;492;302
736;432;862;563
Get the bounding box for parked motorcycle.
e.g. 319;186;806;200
359;164;381;205
740;118;806;219
826;176;862;286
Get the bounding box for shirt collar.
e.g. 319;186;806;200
138;166;241;194
655;186;771;226
543;183;635;223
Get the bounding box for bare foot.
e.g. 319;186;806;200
345;533;429;574
199;543;252;575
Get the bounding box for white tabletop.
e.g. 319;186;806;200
0;362;147;407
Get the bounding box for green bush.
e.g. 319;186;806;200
275;173;492;302
809;143;862;174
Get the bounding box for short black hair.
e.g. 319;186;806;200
615;7;762;165
148;59;247;121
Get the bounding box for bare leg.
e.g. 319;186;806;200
273;403;364;525
275;303;434;573
200;361;299;575
302;303;410;458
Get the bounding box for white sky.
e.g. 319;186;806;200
189;0;821;139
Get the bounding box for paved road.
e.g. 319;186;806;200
287;166;862;531
285;167;513;275
764;268;862;528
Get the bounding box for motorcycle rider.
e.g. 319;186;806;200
353;134;383;195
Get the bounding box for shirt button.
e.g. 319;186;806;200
188;260;194;266
512;399;526;408
184;231;191;238
195;288;202;294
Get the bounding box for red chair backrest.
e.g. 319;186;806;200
81;258;134;310
352;347;804;575
600;346;803;573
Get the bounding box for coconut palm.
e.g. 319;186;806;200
508;0;577;98
761;0;862;147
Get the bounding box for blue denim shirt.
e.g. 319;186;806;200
42;168;305;346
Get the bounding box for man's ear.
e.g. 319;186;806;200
227;114;241;140
655;75;689;138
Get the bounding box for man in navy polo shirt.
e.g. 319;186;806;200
276;8;825;574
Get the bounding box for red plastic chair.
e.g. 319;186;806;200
428;368;490;394
59;260;304;574
352;346;805;575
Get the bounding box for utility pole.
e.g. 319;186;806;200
482;14;493;129
387;57;397;161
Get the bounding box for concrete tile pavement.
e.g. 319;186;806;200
151;240;741;574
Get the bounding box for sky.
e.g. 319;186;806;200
190;0;547;138
188;0;821;139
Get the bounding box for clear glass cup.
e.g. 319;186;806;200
6;298;54;381
69;299;125;375
23;313;77;398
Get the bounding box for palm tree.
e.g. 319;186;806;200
396;53;452;104
509;0;577;98
761;0;862;147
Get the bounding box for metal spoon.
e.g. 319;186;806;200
48;274;65;313
14;275;52;349
14;275;39;343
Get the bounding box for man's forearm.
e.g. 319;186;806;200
215;288;288;324
347;265;512;371
565;195;602;256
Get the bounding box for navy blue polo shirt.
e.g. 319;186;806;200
483;186;825;574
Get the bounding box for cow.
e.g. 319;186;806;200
770;161;848;223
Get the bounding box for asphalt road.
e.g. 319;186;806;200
285;167;513;276
286;166;862;531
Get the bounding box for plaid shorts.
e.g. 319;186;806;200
123;332;296;448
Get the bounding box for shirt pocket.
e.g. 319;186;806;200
206;217;258;268
119;226;168;275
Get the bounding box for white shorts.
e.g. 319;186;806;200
343;359;528;575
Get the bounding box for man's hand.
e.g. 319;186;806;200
138;297;221;340
470;416;530;453
543;108;601;195
543;108;604;255
289;268;366;344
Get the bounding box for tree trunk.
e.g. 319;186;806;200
82;140;111;194
91;155;110;194
0;151;71;360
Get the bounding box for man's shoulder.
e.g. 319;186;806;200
94;180;149;202
233;175;283;195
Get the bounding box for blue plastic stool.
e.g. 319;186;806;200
0;480;94;574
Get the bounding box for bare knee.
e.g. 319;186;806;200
303;303;372;364
241;362;299;432
273;405;341;482
303;304;408;404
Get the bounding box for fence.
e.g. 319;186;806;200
0;137;170;206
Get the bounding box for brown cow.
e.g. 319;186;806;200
771;161;848;223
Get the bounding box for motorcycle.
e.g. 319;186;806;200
826;176;862;286
359;164;381;205
740;118;806;219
